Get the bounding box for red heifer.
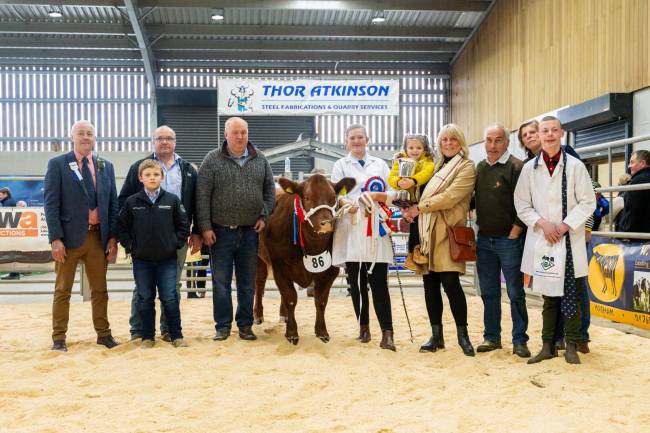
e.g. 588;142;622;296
254;174;355;344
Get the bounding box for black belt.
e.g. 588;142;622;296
215;224;252;230
88;224;100;231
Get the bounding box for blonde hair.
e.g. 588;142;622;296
138;159;164;177
434;123;469;166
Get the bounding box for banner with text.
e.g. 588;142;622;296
0;207;51;263
218;78;400;116
586;235;650;330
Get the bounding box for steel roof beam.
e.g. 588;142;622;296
0;48;451;62
0;35;462;52
0;57;450;73
0;1;491;12
156;50;450;62
123;0;156;88
0;22;472;39
154;39;462;52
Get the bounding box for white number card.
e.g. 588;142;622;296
303;251;332;273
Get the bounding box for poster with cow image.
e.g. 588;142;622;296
632;271;650;313
587;235;650;330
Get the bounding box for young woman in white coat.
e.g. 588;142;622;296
514;116;596;365
331;124;396;351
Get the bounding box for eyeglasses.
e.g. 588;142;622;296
155;136;176;142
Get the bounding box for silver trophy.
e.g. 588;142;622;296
398;157;417;178
393;157;418;208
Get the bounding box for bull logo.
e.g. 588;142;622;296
588;244;624;303
540;255;555;271
593;252;619;296
227;83;254;113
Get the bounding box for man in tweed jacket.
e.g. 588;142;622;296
196;116;275;342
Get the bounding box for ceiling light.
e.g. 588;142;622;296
47;8;63;18
371;11;385;24
210;9;224;21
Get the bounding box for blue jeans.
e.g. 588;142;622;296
133;257;182;341
209;225;258;331
129;245;187;336
476;235;529;344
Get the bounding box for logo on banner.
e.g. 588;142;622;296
0;210;39;237
589;244;625;302
227;83;254;113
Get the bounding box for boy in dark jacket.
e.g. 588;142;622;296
118;159;189;348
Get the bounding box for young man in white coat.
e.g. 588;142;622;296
514;116;596;364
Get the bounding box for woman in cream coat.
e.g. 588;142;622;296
331;124;396;351
404;124;476;357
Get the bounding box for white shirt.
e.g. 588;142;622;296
331;153;394;266
485;150;510;166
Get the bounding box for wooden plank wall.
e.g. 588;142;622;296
452;0;650;144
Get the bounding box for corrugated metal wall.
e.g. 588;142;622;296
317;75;448;150
0;66;152;152
1;67;449;155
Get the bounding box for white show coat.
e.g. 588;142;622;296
331;153;394;266
514;152;596;278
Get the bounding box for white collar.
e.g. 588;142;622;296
485;150;510;166
345;153;375;165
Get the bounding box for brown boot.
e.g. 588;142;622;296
357;325;371;343
576;341;590;354
527;341;558;364
564;343;581;364
380;330;396;351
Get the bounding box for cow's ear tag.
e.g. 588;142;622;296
285;186;293;193
339;187;347;196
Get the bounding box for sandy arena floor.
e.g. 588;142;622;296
1;292;648;433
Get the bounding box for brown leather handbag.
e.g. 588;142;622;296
443;214;476;262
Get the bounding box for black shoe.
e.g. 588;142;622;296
577;341;590;354
213;328;230;341
52;340;68;352
130;333;142;341
379;330;396;351
564;342;581;364
419;324;444;353
476;339;502;353
527;341;558;364
97;335;119;349
161;332;172;343
238;326;257;341
456;325;475;357
513;343;531;358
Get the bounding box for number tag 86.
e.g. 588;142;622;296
303;251;332;273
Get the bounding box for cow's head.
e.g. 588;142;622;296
279;174;356;234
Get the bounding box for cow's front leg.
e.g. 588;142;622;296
253;257;268;324
314;278;333;342
273;267;299;344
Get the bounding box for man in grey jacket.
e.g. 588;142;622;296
196;116;275;341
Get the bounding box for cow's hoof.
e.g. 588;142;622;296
253;316;264;325
286;336;299;345
318;335;330;343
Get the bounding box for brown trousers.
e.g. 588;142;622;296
52;230;111;341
